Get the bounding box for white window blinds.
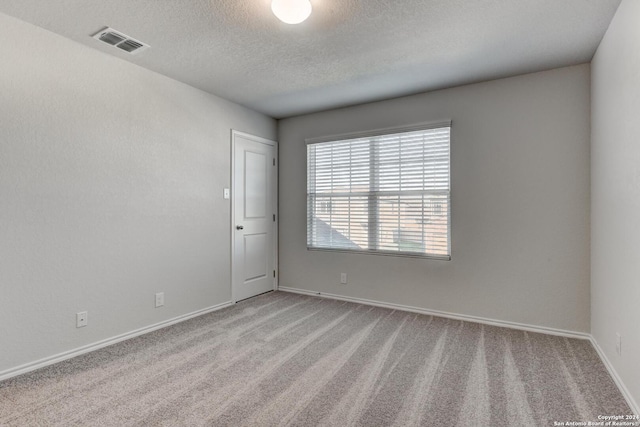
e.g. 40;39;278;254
307;123;451;259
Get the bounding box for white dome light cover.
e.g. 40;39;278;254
271;0;312;25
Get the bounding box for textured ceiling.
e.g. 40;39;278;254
0;0;621;118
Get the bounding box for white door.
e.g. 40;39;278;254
232;131;277;302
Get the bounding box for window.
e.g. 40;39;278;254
306;122;451;260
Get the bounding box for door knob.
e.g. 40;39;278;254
236;225;244;230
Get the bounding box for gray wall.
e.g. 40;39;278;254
0;12;276;373
279;65;591;333
591;0;640;409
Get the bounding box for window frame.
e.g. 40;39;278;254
305;120;452;261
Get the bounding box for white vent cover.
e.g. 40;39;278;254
92;27;149;55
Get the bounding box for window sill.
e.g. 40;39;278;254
307;247;451;261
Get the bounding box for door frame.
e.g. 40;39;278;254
230;130;279;303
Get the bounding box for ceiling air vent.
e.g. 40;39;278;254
92;27;149;55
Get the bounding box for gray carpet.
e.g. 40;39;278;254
0;291;630;426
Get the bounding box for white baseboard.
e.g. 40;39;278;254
589;337;640;416
0;301;234;382
278;286;590;339
279;286;640;415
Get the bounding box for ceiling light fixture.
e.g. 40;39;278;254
271;0;312;25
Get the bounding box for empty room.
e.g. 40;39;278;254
0;0;638;425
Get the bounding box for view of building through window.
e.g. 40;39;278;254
307;124;451;259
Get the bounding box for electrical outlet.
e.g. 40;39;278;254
616;333;622;356
76;311;88;328
155;292;165;308
340;273;347;284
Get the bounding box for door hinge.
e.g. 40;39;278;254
273;214;276;222
273;270;276;278
273;158;276;166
